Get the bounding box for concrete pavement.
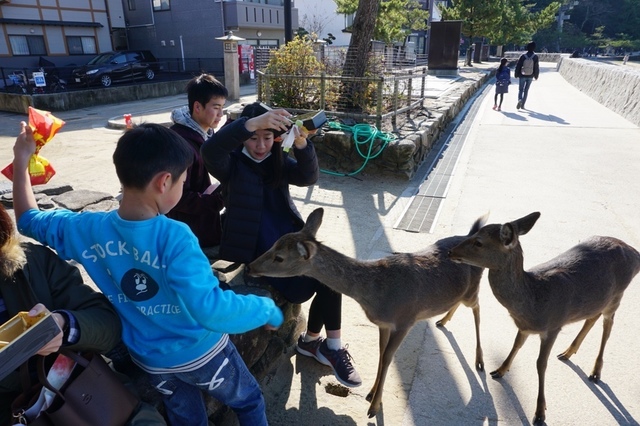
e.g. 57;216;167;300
260;62;640;426
1;61;639;426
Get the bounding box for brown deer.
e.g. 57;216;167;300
448;212;640;425
247;207;486;418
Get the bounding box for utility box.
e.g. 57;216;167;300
428;21;462;75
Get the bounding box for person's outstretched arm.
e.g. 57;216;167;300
12;122;39;220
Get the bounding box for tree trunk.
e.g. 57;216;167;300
339;0;380;112
343;0;380;78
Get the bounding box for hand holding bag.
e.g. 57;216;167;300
12;350;139;426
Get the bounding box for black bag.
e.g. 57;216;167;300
12;350;139;426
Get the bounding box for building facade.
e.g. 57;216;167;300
0;0;297;72
0;0;125;68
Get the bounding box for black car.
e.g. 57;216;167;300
71;50;159;87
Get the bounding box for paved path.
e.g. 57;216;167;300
1;61;639;426
261;62;640;426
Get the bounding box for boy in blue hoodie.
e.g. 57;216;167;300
11;122;283;426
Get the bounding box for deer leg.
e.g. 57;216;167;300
533;329;561;425
557;314;600;360
489;330;529;379
589;313;615;382
367;327;411;418
367;327;390;403
471;302;484;371
491;330;529;378
436;302;460;327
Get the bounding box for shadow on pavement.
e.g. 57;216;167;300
562;359;639;425
523;109;570;125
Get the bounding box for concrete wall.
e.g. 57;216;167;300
558;58;640;127
0;79;196;113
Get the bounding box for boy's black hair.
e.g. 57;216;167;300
526;41;536;52
187;74;228;115
113;123;194;190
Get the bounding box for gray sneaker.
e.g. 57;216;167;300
296;335;330;366
317;341;362;387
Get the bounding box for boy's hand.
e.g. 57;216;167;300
12;121;39;220
245;110;291;134
265;307;284;330
13;121;37;169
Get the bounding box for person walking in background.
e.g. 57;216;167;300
514;41;539;110
12;122;284;426
493;58;511;111
201;102;363;388
168;74;226;249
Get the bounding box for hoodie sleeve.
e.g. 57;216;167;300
514;55;524;78
165;231;283;333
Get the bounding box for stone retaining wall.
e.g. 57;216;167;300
0;79;193;113
310;68;494;180
558;57;640;127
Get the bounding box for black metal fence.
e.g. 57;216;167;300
258;67;430;129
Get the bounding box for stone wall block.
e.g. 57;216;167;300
558;58;640;127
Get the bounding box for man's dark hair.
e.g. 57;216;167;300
113;123;194;189
526;41;536;52
187;74;228;115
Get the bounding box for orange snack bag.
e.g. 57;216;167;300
1;107;65;185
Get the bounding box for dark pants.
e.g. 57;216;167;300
265;276;342;332
518;77;534;106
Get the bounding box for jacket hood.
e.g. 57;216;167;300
171;106;212;141
0;234;26;278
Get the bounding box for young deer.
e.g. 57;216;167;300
247;207;486;418
448;212;640;425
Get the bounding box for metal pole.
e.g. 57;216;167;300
284;0;292;43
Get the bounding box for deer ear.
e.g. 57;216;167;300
499;223;518;248
303;208;324;237
514;212;540;235
296;241;317;260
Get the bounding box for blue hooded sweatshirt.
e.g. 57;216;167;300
18;208;283;372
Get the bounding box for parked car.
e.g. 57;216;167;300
71;50;159;87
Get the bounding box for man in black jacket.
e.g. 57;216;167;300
514;41;540;110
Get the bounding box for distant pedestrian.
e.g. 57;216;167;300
493;58;510;111
623;53;630;65
514;41;539;110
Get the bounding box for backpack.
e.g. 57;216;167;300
521;54;535;76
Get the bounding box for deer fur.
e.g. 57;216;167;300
247;207;486;418
448;212;640;425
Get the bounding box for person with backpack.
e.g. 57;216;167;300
493;58;511;111
514;41;539;110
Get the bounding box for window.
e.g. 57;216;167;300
153;0;170;11
128;0;136;10
9;35;46;56
66;36;97;55
344;13;355;30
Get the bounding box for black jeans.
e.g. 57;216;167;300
265;275;342;332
